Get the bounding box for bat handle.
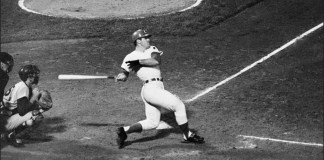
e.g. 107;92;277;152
107;76;115;79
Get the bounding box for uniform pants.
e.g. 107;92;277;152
4;111;36;132
139;81;188;130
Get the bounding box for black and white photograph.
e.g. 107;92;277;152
1;0;323;159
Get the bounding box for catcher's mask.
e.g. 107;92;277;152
19;65;40;84
132;29;151;42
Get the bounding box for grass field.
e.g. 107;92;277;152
1;0;323;159
1;0;264;42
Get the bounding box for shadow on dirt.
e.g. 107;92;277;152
79;123;122;127
124;128;179;147
1;116;67;149
204;148;322;160
123;111;200;148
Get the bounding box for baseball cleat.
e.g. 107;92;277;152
116;127;127;149
7;132;24;147
181;133;205;144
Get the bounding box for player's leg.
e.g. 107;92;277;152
142;84;204;143
123;88;163;133
137;101;162;129
142;87;188;133
116;86;163;149
116;105;161;149
5;111;34;131
120;103;161;136
5;112;34;147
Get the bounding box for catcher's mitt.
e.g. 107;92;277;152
37;89;53;111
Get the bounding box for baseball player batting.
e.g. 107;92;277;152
115;29;205;149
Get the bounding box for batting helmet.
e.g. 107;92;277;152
132;29;151;42
0;52;14;73
18;65;40;82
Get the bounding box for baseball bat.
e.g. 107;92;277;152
58;74;115;80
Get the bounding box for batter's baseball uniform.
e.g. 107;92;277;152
121;46;188;130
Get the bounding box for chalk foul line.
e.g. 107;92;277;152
238;135;323;147
185;23;323;102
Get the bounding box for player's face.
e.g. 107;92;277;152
0;61;12;73
140;37;151;49
29;73;40;85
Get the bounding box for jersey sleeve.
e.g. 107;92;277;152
121;54;132;72
16;84;30;100
2;82;30;110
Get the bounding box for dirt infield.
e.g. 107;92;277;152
22;0;198;19
1;0;323;159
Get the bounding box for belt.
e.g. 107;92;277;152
144;78;163;83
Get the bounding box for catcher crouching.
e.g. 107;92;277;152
0;65;53;147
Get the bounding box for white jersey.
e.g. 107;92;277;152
121;46;163;81
3;81;30;110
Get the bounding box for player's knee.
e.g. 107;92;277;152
175;101;186;114
140;119;160;130
149;120;160;129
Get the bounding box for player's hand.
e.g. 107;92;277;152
32;109;41;116
115;73;127;82
32;87;40;95
30;88;41;102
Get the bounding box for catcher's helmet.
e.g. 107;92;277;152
18;65;40;81
0;52;14;73
132;29;151;42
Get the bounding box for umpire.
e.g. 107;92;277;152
0;52;14;100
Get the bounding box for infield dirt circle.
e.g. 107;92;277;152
22;0;198;19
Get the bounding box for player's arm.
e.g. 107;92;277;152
16;88;41;116
127;52;161;67
16;97;39;116
139;52;161;66
117;55;131;81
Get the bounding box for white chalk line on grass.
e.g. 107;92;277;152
238;135;323;147
185;22;324;103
